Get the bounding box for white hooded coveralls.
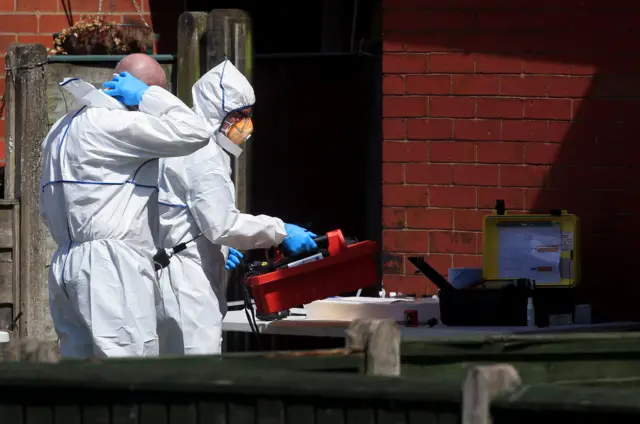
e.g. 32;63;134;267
157;60;287;355
40;79;212;358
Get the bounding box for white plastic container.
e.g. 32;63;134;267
304;297;440;323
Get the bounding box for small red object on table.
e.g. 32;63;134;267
404;309;419;327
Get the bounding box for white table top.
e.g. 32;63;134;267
222;309;640;340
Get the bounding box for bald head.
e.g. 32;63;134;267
115;53;167;89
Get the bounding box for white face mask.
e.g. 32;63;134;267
215;132;244;157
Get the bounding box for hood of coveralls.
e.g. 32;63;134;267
59;77;128;110
192;60;255;157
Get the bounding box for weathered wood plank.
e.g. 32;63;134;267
169;402;197;424
82;405;110;424
402;359;640;385
257;399;284;424
4;47;21;321
376;409;406;424
286;404;315;424
0;338;59;362
346;319;401;376
139;403;167;424
0;261;14;305
493;383;640;413
401;332;640;358
6;44;53;341
25;405;53;424
228;402;255;424
197;401;226;424
4;53;17;200
401;332;640;383
97;350;364;374
2;363;640;423
0;361;461;405
0;404;23;423
436;412;459;424
345;407;375;424
53;405;81;424
176;12;208;106
407;411;440;424
111;404;138;424
0;206;15;249
317;408;345;424
462;365;521;424
11;202;20;328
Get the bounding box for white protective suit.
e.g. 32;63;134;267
157;60;288;355
40;78;212;358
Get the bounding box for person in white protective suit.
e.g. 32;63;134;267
40;54;213;358
156;60;318;355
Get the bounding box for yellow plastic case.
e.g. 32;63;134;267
482;210;580;288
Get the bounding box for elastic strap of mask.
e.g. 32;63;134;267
216;133;243;157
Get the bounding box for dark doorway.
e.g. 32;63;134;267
251;55;380;251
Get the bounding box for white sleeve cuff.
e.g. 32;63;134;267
272;217;288;245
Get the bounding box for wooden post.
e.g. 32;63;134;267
345;319;401;376
462;364;522;424
206;9;253;215
176;12;208;106
5;44;53;341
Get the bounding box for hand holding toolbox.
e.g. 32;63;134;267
241;229;378;321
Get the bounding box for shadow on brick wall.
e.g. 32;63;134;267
384;2;640;320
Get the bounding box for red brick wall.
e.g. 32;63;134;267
381;0;640;319
0;0;181;165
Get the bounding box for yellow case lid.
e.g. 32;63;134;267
482;206;581;288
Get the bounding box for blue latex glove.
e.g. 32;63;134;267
102;72;149;106
282;223;318;256
225;248;243;270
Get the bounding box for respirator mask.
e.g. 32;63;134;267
216;108;253;157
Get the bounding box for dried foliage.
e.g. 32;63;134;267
49;15;154;55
